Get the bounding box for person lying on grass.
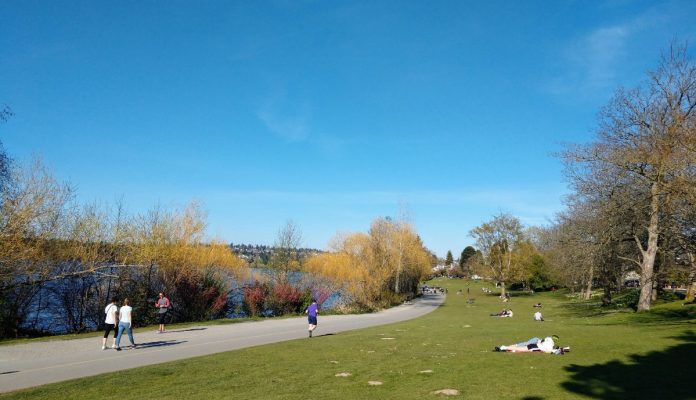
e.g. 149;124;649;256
490;309;513;317
494;335;570;355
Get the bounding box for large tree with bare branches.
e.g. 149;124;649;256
562;44;696;311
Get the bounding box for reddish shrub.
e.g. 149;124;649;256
243;284;267;317
268;283;304;315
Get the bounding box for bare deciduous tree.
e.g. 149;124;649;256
270;219;303;284
562;44;696;310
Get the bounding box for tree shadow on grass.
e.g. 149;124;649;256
626;307;696;325
561;331;695;399
559;301;696;327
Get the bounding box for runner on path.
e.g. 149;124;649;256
305;299;319;338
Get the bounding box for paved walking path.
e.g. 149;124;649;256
0;293;443;393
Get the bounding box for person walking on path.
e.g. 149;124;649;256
101;298;119;350
305;300;319;338
155;292;171;333
115;298;136;351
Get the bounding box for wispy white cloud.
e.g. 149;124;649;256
546;3;690;99
546;24;630;97
577;26;629;89
255;90;354;157
256;91;312;142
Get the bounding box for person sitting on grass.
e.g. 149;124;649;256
494;335;569;354
533;303;542;308
533;311;544;321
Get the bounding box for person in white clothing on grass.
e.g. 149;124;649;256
101;297;118;350
494;335;569;354
115;298;137;351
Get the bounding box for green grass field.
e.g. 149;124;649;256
3;278;695;399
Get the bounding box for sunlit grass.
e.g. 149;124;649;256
2;278;694;399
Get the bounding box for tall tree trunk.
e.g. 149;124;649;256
685;252;695;302
583;260;594;300
637;183;660;311
601;286;612;306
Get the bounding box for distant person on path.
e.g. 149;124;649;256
305;299;319;338
115;298;137;351
155;292;171;333
102;297;118;350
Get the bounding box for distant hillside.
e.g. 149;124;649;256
229;243;323;265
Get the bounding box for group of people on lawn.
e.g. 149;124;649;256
101;292;171;351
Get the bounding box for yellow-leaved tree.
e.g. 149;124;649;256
127;201;248;323
304;217;431;310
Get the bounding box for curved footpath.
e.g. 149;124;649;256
0;293;443;393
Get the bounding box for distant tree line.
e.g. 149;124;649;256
230;242;322;267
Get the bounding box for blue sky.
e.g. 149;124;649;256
1;1;695;257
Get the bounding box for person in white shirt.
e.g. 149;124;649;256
494;336;558;353
534;311;544;321
115;298;137;351
101;298;119;350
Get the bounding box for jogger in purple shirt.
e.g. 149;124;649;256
305;300;318;338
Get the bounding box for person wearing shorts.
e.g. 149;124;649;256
102;297;118;350
305;300;318;338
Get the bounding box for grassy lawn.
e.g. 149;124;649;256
2;278;694;399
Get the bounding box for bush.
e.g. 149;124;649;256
658;291;685;302
173;269;230;321
243;283;268;317
267;283;305;315
618;289;640;310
